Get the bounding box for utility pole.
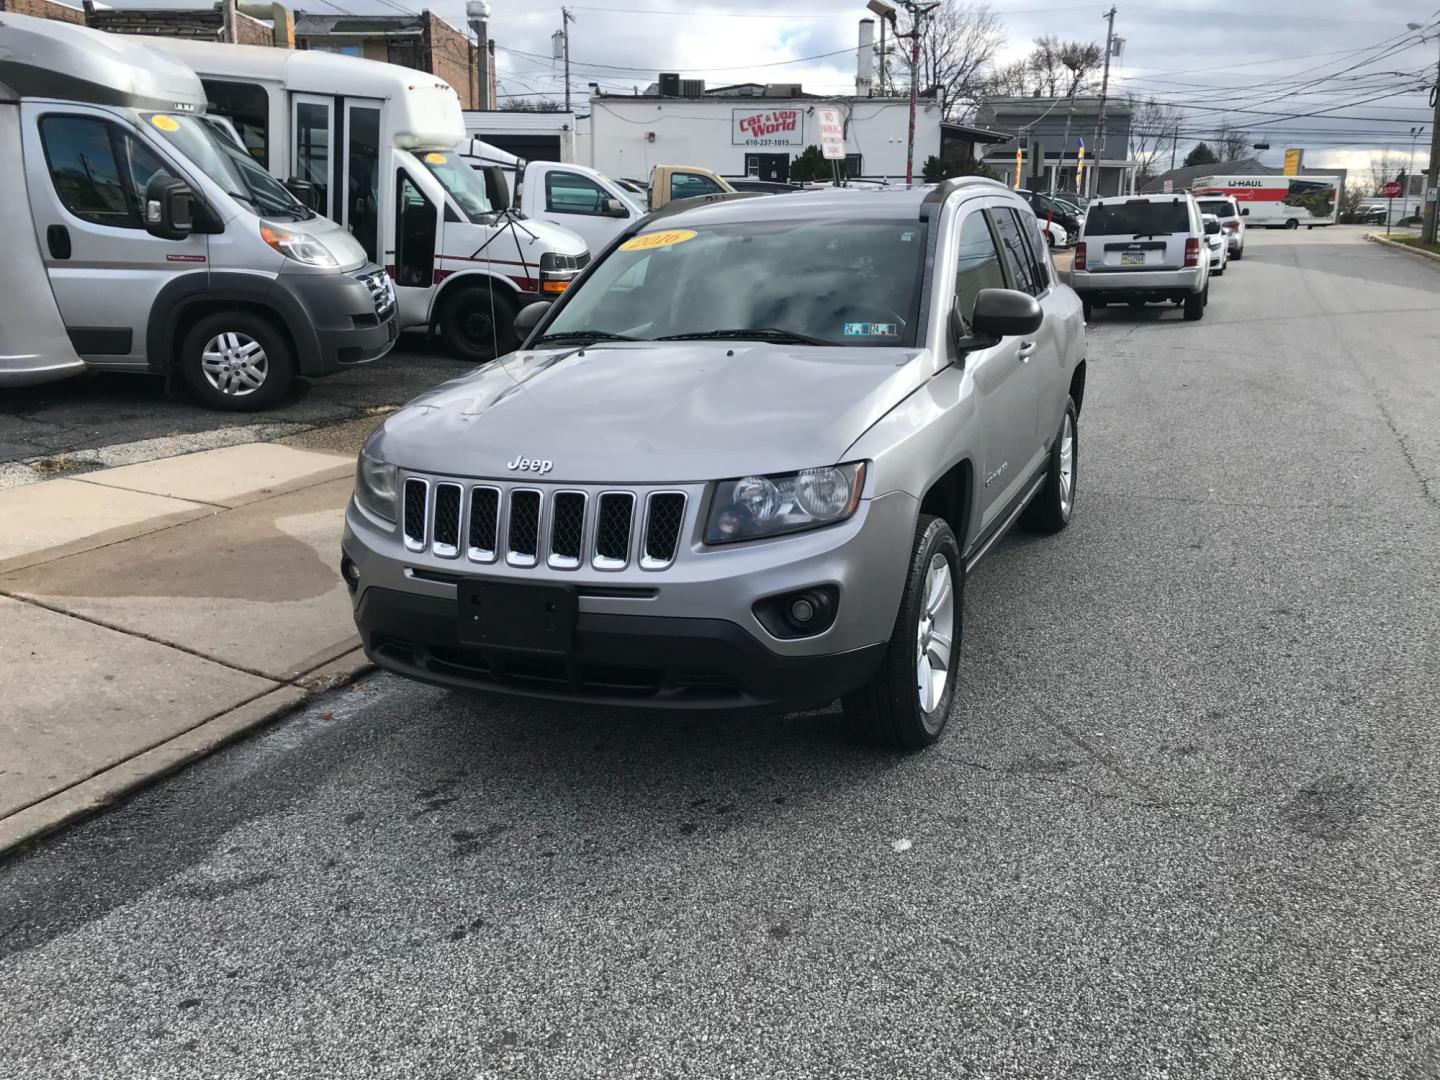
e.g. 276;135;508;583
1089;6;1117;199
1408;21;1440;243
562;7;575;114
220;0;237;43
1170;124;1178;170
466;0;492;109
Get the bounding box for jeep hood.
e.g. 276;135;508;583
370;342;933;483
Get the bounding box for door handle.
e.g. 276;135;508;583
47;225;71;260
1017;340;1037;361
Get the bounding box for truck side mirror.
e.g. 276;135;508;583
1240;207;1249;217
283;177;318;209
971;288;1043;338
604;198;629;218
514;300;551;340
143;176;196;241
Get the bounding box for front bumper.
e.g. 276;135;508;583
274;266;399;376
341;487;917;714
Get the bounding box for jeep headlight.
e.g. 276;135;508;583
354;447;398;523
260;222;338;267
705;462;866;543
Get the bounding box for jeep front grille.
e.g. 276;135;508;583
401;477;690;572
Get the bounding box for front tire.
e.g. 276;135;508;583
1022;397;1078;534
1285;218;1299;230
179;311;293;412
843;515;961;752
1082;299;1094;321
439;285;517;363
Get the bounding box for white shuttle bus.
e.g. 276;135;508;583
140;39;589;360
1191;174;1341;230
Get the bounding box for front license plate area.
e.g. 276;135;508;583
458;581;576;654
1120;252;1146;266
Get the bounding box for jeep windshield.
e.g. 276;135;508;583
539;219;927;347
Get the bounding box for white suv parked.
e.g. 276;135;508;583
1069;193;1210;322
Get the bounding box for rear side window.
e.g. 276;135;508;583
39;115;169;229
989;207;1046;296
953;212;1006;329
1084;199;1191;237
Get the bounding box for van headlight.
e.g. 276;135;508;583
260;222;338;267
354;448;398;523
705;462;866;543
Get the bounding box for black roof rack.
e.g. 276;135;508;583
918;175;1010;219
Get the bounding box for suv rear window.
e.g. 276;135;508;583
1084;200;1190;237
1198;199;1236;217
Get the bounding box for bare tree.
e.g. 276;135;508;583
1212;122;1251;162
895;0;1006;119
987;59;1031;99
1368;151;1407;193
1129;96;1182;187
501;97;565;112
1028;35;1103;97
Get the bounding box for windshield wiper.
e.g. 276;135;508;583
656;327;831;346
534;330;645;345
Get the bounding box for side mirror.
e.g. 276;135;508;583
144;176;196;241
1205;220;1220;235
604;197;629;218
283;177;318;209
1240;207;1250;217
514;300;551;339
971;288;1043;338
483;165;512;212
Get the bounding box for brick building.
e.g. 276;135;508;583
80;1;283;47
0;0;84;24
293;12;479;108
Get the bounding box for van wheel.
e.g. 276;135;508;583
440;285;517;363
1183;288;1206;321
1022;397;1078;534
843;515;961;752
1285;219;1299;230
180;312;293;412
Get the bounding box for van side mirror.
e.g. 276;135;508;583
283;177;318;209
603;197;629;218
483;165;512;212
971;288;1043;338
144;176;196;241
514;300;551;339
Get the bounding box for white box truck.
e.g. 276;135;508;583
1191;175;1341;230
139;38;589;361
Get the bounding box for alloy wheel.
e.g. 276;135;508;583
1058;411;1075;516
201;332;268;396
915;553;955;714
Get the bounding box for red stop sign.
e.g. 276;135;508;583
1382;180;1403;198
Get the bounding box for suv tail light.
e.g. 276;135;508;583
1224;219;1239;230
1184;237;1200;267
1074;242;1086;271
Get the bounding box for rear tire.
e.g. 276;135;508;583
843;515;962;752
1022;397;1078;534
179;311;293;412
1285;218;1299;230
1232;244;1243;260
1082;299;1094;321
1183;288;1206;321
439;285;517;363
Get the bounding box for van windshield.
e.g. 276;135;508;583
538;218;926;348
1084;199;1190;236
142;113;309;220
416;151;493;221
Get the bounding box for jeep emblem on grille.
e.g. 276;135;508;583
507;455;554;474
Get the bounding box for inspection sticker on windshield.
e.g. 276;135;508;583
425;152;448;164
620;229;697;251
844;322;898;337
150;115;180;132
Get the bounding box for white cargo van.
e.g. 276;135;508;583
140;38;589;361
1191;174;1340;230
0;13;397;407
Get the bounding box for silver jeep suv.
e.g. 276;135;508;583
343;178;1088;749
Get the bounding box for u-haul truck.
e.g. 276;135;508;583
1192;174;1340;229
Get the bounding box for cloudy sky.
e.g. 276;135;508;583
434;0;1435;179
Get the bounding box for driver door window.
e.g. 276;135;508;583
670;172;724;201
546;170;608;215
953;211;1006;330
39;115;169;229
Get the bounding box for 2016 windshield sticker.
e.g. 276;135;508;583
619;229;698;251
425;152;448;164
150;115;180;132
844;322;898;337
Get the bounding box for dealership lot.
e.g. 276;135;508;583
1;229;1438;1077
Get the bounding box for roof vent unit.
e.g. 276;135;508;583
680;78;705;97
764;83;803;98
658;72;681;97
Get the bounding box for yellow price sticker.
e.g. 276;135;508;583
425;152;448;164
619;229;698;251
150;115;180;132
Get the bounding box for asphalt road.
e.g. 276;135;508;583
0;334;471;465
3;228;1439;1079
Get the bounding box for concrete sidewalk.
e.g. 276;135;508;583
0;441;372;853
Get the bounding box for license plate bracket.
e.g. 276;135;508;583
458;580;576;654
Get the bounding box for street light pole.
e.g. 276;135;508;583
1409;21;1440;244
870;0;937;186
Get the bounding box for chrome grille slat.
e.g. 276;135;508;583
548;491;586;570
431;483;463;558
507;489;542;567
593;492;635;570
466;486;500;562
402;478;428;552
641;492;686;570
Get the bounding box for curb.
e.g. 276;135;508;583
0;649;375;858
1365;232;1440;264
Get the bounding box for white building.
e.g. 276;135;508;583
585;90;943;183
462;109;578;163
